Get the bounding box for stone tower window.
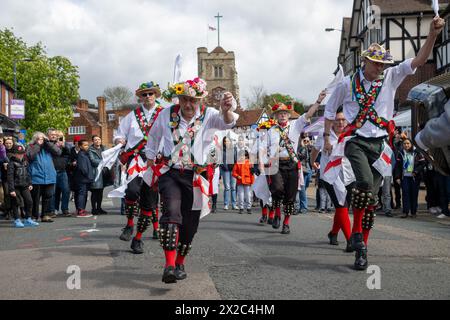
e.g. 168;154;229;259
214;65;224;78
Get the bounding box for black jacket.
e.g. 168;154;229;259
7;156;32;190
74;150;94;185
51;143;71;172
26;140;62;161
394;149;426;180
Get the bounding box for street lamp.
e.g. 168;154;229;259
13;58;33;93
325;28;343;32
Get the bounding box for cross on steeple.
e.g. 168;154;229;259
215;12;223;47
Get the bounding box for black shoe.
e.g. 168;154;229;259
292;211;299;216
352;233;368;271
401;214;409;219
152;230;159;240
385;212;395;218
267;218;273;225
120;226;134;241
344;239;354;253
281;224;290;234
239;209;243;214
92;209;99;216
259;216;268;224
175;264;187;280
272;216;281;229
162;266;177;284
131;238;144;254
328;232;339;246
98;208;108;215
247;209;252;214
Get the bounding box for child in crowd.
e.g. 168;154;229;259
232;150;255;214
7;144;38;228
74;140;94;218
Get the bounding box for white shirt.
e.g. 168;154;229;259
267;115;309;159
114;104;162;150
315;129;338;177
145;106;239;168
324;59;417;138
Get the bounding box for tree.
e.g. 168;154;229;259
103;86;133;109
263;93;305;115
244;85;267;110
0;28;79;139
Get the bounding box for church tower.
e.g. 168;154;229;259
197;46;241;109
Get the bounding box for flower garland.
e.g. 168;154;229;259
163;78;208;102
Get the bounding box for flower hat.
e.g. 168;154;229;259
270;101;295;117
136;81;162;98
361;43;395;64
163;77;208;102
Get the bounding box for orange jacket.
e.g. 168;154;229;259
232;160;255;186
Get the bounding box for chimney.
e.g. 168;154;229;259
97;96;106;124
78;99;89;110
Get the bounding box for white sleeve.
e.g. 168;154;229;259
206;108;239;131
145;112;164;161
385;58;417;89
314;134;324;152
324;80;347;121
292;114;309;134
113;113;132;143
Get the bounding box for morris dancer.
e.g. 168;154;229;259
267;91;326;235
324;17;445;270
114;82;163;254
311;107;353;252
146;78;239;284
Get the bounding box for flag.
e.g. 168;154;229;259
253;175;271;206
209;25;217;31
193;174;212;219
373;143;393;177
143;163;170;187
173;54;183;84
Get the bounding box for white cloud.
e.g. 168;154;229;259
0;0;353;105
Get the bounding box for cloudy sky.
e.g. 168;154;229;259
1;0;354;106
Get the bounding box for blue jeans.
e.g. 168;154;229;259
49;171;70;213
298;170;312;211
221;168;236;207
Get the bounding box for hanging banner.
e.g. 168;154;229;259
10;99;25;119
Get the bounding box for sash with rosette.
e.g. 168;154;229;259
120;104;163;165
276;125;299;164
338;70;396;147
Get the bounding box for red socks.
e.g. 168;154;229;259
269;210;275;220
275;207;282;218
363;228;370;246
262;207;268;217
283;215;291;226
153;208;159;231
352;207;365;234
175;254;186;266
164;230;179;268
331;207;352;241
127;217;134;227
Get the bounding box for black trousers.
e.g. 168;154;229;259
11;187;33;220
158;169;201;245
424;170;440;209
91;188;104;210
125;176;159;211
269;160;299;204
323;181;355;209
31;184;54;219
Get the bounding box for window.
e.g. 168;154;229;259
108;114;116;121
68;126;86;135
214;65;224;78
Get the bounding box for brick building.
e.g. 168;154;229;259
337;0;450;111
68;97;137;146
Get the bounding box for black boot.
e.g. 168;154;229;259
344;239;354;253
281;224;290;234
267;218;273;225
130;238;144;254
328;232;339;246
152;229;159;240
272;216;281;229
175;264;187;280
119;225;134;241
352;233;368;270
259;216;268;224
162;266;177;284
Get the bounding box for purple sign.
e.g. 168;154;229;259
10;99;25;119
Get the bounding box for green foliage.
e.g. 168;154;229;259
0;28;79;139
262;93;305;115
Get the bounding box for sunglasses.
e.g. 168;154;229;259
141;92;155;97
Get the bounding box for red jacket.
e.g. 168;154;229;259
232;160;255;186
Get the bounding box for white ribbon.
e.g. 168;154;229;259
94;143;124;182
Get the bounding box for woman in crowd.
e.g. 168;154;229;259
26;132;61;223
1;137;16;219
220;137;237;211
88;135;109;215
394;138;426;219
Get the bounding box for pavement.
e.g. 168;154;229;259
0;187;449;300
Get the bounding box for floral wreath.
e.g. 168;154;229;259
163;77;208;102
